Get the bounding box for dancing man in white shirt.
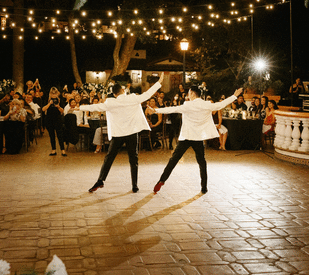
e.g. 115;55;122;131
80;72;164;193
153;85;243;194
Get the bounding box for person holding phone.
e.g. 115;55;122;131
42;87;67;156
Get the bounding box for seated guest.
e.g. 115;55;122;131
13;92;23;100
63;93;74;114
20;98;36;142
262;100;278;135
232;94;247;111
3;99;26;154
253;97;262;118
25;94;40;120
89;90;97;104
248;96;258;112
157;97;165;108
260;96;269;120
89;96;101;120
75;93;82;107
145;97;162;148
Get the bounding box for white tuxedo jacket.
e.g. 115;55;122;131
80;82;161;140
156;95;237;141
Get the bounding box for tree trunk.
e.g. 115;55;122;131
12;0;24;95
68;14;82;84
109;35;123;80
109;34;137;80
118;34;137;75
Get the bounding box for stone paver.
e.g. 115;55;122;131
1;135;309;274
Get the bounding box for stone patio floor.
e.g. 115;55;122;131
1;134;309;275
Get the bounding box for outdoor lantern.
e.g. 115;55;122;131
180;38;189;84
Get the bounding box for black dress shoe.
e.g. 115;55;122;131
201;187;208;194
61;153;67;157
49;152;57;156
88;180;104;193
132;186;139;193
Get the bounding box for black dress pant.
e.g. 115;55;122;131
46;118;65;151
98;133;138;187
159;140;207;189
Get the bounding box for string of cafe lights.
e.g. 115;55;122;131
0;0;289;41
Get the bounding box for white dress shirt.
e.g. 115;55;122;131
156;95;237;141
80;82;161;140
29;102;41;119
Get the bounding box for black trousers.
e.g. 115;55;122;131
46;118;65;150
98;133;138;187
159;140;207;189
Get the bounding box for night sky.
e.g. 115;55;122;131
0;0;308;92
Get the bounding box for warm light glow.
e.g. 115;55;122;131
92;29;96;33
126;28;131;32
75;19;79;24
81;11;86;16
57;29;61;33
56;10;60;14
20;28;24;32
171;17;176;22
159;19;163;24
198;16;202;20
159;9;163;14
28;17;32;21
52;18;56;23
11;23;16;27
112;22;116;26
82;35;86;39
51;36;54;39
180;38;189;51
208;5;213;9
3;35;7;38
32;23;36;27
97;20;101;24
178;18;183;22
118;20;122;25
183;7;187;12
92;22;96;27
66;36;70;40
130;33;134;36
250;9;254;13
75;29;79;33
38;29;42;33
35;36;38;40
138;20;143;25
146;31;150;35
132;20;136;25
108;11;112;16
254;58;267;71
2;8;7;12
5;14;9;18
231;2;235;6
29;10;34;14
134;9;138;14
19;35;23;40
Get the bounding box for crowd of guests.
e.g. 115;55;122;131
0;78;280;155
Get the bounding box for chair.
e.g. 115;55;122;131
64;114;79;151
264;130;275;146
139;130;152;151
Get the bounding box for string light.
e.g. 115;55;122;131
51;36;54;39
56;10;60;14
3;35;7;39
35;36;38;40
2;8;7;12
134;9;138;14
19;35;23;40
108;11;112;16
81;11;86;16
29;10;34;14
183;7;187;12
159;9;163;14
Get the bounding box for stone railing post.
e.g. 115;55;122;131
289;118;301;151
282;117;292;149
299;118;309;153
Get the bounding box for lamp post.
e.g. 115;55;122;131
180;38;189;85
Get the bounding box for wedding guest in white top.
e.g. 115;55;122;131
25;94;41;120
79;72;164;193
153;85;243;194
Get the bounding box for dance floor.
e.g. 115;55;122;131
1;134;309;274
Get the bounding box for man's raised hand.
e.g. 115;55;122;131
158;72;164;84
234;88;243;97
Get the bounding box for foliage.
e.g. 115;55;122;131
243;77;284;95
112;72;132;85
82;82;107;95
146;75;159;84
0;79;15;98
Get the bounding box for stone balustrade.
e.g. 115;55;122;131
274;110;309;166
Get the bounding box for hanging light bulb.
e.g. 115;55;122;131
81;11;86;16
35;36;38;40
183;7;187;12
108;11;112;16
134;9;138;14
51;36;54;39
56;10;60;14
29;10;34;14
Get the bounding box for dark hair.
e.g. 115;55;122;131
69;98;76;105
269;99;279;110
237;94;244;99
92;96;100;102
80;99;90;105
262;95;269;107
189;85;201;97
112;84;122;95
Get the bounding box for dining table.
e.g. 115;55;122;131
222;117;263;150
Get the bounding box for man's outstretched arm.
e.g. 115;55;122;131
136;72;164;103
